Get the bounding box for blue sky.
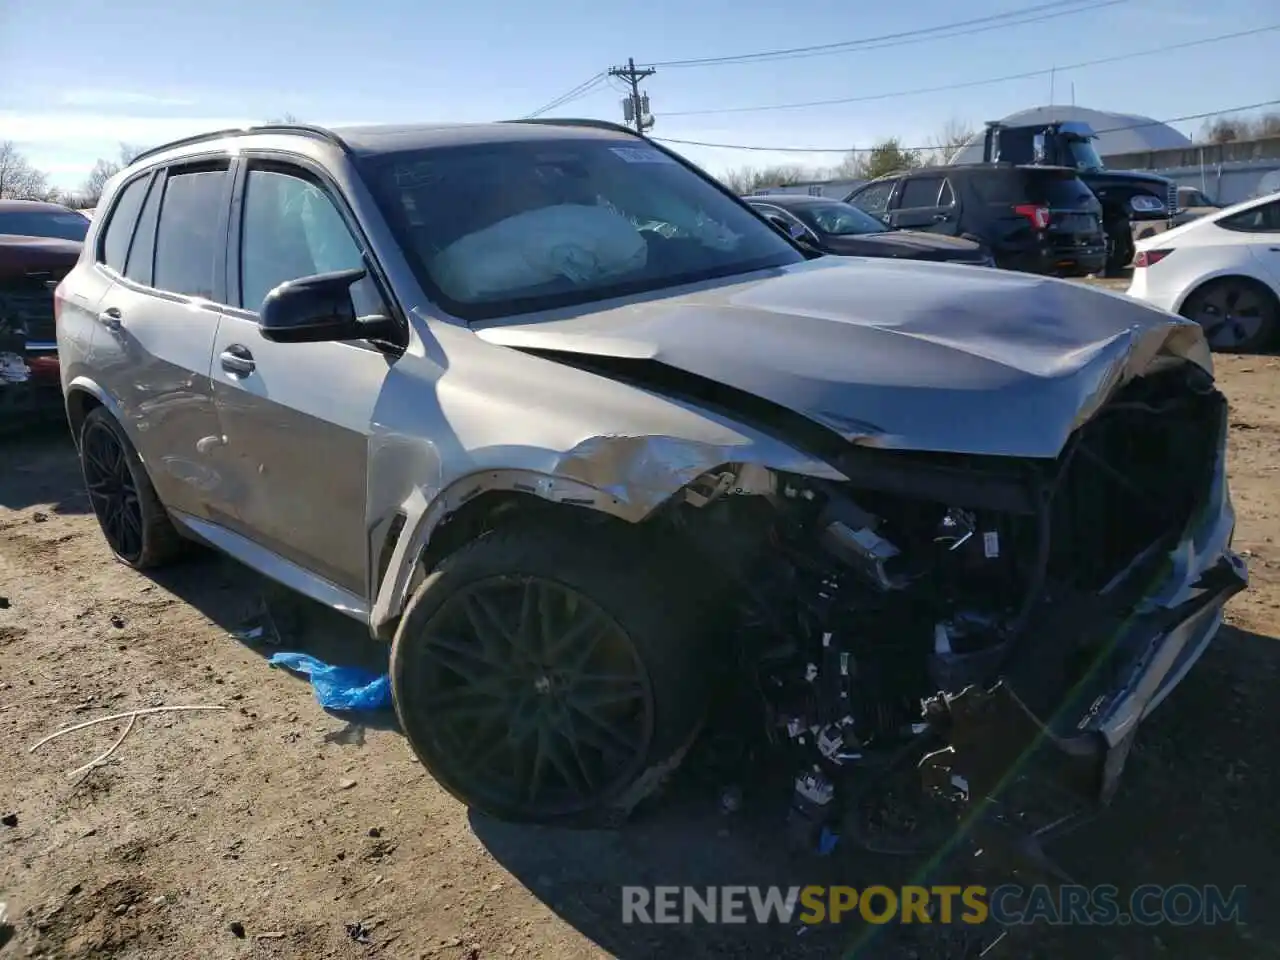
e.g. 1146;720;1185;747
1;0;1276;191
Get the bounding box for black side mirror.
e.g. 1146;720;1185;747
259;268;366;344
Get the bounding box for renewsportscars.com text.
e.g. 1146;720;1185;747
621;884;1246;927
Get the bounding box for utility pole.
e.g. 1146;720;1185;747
609;58;655;134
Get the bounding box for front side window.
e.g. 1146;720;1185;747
99;177;149;271
0;208;89;242
848;180;896;215
362;138;802;320
239;168;367;312
153;165;230;300
1217;200;1280;233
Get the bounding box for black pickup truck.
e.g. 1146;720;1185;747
969;120;1177;275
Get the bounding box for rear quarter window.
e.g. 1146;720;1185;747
1031;174;1098;209
99;176;150;272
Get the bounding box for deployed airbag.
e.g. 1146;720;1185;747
432;203;648;301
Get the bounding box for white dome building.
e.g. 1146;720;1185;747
950;105;1192;164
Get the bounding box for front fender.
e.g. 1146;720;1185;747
368;434;843;636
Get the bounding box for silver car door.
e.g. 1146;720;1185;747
209;158;399;598
88;162;231;521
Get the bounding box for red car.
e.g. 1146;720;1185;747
0;200;89;425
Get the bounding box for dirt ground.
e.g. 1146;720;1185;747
3;346;1280;960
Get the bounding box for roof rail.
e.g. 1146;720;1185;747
502;117;643;138
128;123;351;167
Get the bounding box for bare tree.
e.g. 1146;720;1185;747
827;149;868;180
926;118;976;164
1198;111;1280;144
719;164;811;195
0;141;51;200
79;143;150;207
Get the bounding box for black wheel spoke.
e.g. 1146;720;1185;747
516;579;548;660
463;592;515;661
412;576;653;818
566;701;642;757
421;635;500;686
542;721;590;796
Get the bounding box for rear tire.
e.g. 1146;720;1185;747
390;516;710;824
1179;277;1279;353
78;407;185;569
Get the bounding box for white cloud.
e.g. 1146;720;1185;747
1;111;257;146
58;90;198;109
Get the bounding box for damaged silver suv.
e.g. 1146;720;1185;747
56;120;1246;841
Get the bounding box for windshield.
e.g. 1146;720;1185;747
1067;137;1105;172
790;200;887;236
362;137;803;320
0;209;89;241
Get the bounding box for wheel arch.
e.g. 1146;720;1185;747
64;376;124;450
1173;270;1280;317
368;454;810;640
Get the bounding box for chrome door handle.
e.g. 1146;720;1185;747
96;308;122;331
219;345;256;377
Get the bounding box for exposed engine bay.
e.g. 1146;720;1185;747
668;362;1233;855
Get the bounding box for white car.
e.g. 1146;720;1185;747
1128;190;1280;352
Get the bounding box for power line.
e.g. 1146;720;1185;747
525;73;607;119
659;24;1280;117
649;0;1123;68
651;99;1280;155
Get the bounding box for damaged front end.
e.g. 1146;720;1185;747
672;359;1245;858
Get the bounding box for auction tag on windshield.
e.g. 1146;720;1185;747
609;146;676;164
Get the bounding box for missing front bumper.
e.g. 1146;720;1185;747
928;553;1248;807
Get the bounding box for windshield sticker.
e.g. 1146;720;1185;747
609;146;677;165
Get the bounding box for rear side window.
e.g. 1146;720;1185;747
154;166;230;300
99;176;149;272
899;176;946;209
124;175;163;286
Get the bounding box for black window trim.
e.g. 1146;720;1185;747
1214;199;1280;234
226;149;408;348
122;167;167;289
94;169;154;278
146;155;235;307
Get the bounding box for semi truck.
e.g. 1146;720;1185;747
971;119;1177;275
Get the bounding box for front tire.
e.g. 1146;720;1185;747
1179;277;1279;353
79;406;185;569
390;517;709;824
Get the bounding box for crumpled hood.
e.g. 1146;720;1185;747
477;257;1211;459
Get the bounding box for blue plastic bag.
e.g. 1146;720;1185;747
268;652;392;711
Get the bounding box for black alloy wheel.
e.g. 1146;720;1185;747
391;519;708;824
82;416;144;562
404;576;653;819
78;406;184;568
